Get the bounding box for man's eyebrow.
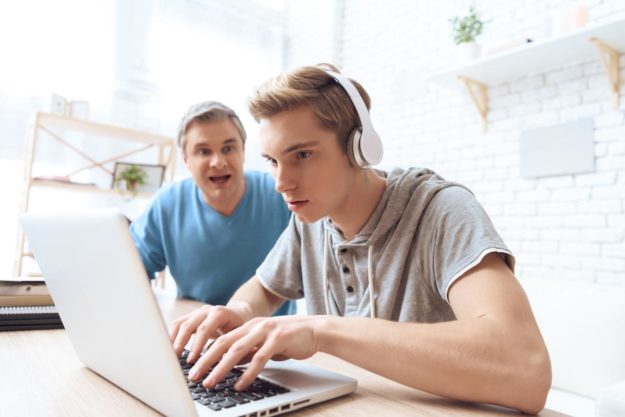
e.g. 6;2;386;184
282;141;319;154
193;138;237;148
261;141;320;159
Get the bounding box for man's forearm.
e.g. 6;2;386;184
315;315;550;414
227;275;285;320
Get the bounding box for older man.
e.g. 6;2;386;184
130;101;293;315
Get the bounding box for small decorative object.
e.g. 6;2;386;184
449;4;486;64
112;162;165;194
551;4;588;36
50;93;69;116
69;100;90;120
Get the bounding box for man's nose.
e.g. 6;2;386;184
210;153;226;169
274;165;296;194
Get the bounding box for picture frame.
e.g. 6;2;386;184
111;162;165;194
50;93;68;116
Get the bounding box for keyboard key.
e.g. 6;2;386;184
220;399;237;408
207;403;222;411
228;393;250;404
240;391;262;401
198;398;212;406
206;395;226;403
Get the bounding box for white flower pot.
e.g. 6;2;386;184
456;42;482;64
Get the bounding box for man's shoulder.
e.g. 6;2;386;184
245;170;275;188
244;171;283;202
149;177;196;209
428;184;475;206
156;177;195;197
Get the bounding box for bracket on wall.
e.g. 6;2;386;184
459;76;488;132
590;37;621;108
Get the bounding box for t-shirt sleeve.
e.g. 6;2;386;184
256;215;304;300
129;198;167;279
420;186;515;303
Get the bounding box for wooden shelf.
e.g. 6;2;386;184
14;112;176;278
426;15;625;129
31;178;154;199
36;112;173;146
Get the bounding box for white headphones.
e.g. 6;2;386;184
325;70;383;167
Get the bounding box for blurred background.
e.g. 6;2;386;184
0;0;623;287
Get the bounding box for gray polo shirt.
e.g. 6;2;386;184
257;167;514;323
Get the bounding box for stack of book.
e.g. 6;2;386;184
0;277;63;331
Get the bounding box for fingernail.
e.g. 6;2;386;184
189;369;197;379
235;381;244;390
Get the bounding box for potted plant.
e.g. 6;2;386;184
449;4;485;63
114;164;147;193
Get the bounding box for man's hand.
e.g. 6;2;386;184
187;315;322;391
169;303;250;363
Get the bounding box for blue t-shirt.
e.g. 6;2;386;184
130;171;294;315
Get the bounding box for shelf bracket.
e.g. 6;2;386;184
590;37;620;108
459;76;488;131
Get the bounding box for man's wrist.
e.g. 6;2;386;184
227;300;254;323
313;315;339;355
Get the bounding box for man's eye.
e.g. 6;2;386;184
296;151;311;160
223;146;233;153
198;149;210;156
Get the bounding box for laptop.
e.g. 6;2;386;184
21;208;356;417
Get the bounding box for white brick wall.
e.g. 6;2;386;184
284;0;625;286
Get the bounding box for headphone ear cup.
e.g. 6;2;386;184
347;128;363;168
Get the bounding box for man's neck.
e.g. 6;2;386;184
329;169;387;241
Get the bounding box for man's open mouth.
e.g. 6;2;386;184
209;175;231;184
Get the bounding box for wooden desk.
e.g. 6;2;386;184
0;292;569;417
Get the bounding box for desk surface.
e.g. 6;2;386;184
0;291;569;417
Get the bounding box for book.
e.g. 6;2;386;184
0;305;63;331
0;278;50;296
0;278;53;307
0;294;54;307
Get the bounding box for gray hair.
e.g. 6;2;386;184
176;101;246;151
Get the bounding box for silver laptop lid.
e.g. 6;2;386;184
22;208;197;416
21;209;357;417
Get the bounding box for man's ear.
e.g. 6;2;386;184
180;144;188;165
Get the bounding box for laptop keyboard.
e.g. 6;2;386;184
179;349;290;412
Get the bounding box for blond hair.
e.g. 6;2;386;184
248;63;371;152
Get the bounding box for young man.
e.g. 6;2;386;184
130;101;293;315
169;67;551;413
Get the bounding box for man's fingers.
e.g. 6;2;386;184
199;327;259;386
173;311;207;356
169;311;193;342
235;343;276;391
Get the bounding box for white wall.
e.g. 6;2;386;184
0;0;285;277
283;0;625;286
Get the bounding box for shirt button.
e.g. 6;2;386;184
346;285;354;293
342;266;350;274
